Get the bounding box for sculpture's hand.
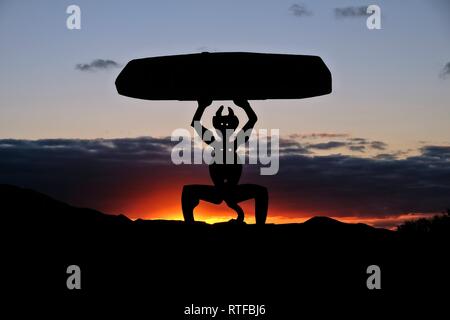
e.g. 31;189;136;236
233;99;250;109
197;98;213;109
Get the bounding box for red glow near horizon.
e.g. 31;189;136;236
113;188;435;229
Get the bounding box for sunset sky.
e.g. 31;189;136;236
1;0;449;228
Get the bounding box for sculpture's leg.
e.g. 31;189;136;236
224;200;245;222
181;185;222;223
232;184;268;225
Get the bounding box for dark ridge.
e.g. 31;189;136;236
2;184;449;314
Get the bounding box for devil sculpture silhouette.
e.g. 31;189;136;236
115;52;332;225
181;99;268;224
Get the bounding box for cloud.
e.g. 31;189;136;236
440;62;450;79
334;6;368;18
75;59;120;71
374;153;396;161
285;136;388;153
279;138;311;155
420;145;450;159
350;137;367;143
370;141;387;150
260;149;450;218
1;137;449;226
289;133;349;139
349;145;366;152
289;4;312;17
308;141;347;150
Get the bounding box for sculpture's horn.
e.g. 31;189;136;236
227;107;235;116
216;105;224;116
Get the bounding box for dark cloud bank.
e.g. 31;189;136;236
1;137;449;220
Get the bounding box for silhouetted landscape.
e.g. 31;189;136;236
3;184;449;317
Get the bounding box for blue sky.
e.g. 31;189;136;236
0;0;449;153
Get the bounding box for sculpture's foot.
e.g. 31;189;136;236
227;218;246;224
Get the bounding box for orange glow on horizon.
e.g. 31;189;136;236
133;212;434;228
109;185;437;230
121;193;435;229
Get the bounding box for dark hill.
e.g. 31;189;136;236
2;184;449;316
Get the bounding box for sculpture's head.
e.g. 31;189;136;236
212;106;239;133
